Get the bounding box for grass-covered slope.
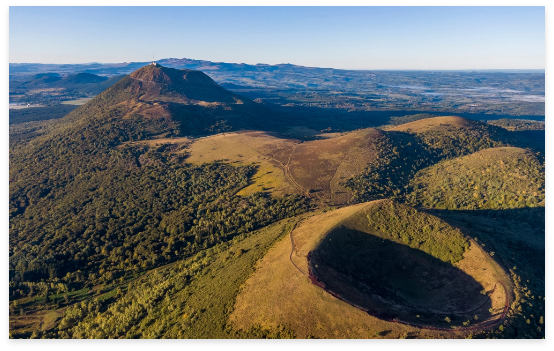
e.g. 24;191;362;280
310;200;508;329
346;117;506;204
407;147;544;210
232;200;509;337
389;116;544;155
344;116;544;203
287;128;384;204
182;127;385;204
388;116;509;158
362;200;468;263
58;218;301;339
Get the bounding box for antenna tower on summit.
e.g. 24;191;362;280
151;54;156;65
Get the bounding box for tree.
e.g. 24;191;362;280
207;120;232;136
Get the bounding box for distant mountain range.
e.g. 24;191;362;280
10;72;110;89
9;58;338;76
9;58;545;76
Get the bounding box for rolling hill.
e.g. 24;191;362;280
181;128;386;205
125;114;545;208
388;116;544;155
407;147;545;210
59;72;108;85
344;116;544;203
231;200;510;338
10;72;108;89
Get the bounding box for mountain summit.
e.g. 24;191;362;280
28;64;269;146
124;64;243;105
129;63;219;88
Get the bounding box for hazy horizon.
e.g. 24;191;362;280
9;6;545;70
7;58;546;74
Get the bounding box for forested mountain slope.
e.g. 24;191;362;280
9;65;310;328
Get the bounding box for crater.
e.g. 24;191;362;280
307;200;509;329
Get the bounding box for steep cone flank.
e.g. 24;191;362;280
123;64;243;105
40;63;270;143
129;64;220;88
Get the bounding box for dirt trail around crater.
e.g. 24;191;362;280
230;201;510;338
231;203;443;338
306;251;509;332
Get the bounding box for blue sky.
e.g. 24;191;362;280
9;6;545;70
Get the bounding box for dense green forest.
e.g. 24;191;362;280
9;105;79;125
9;66;309;315
487;119;545;131
9;159;308;294
343;119;543;203
342;131;431;201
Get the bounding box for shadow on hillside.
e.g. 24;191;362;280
421;206;545;274
272;107;437;132
511;130;545;154
424;206;545;228
311;227;492;326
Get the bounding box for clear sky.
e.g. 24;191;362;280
9;6;545;70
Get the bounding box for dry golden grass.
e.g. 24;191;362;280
130;126;387;203
230;201;509;338
126;136;193;147
185;131;298;197
288;129;383;204
60;98;94;106
229;204;414;339
455;241;509;317
183;129;384;203
10;309;64;334
387;116;474;133
329;129;384;204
